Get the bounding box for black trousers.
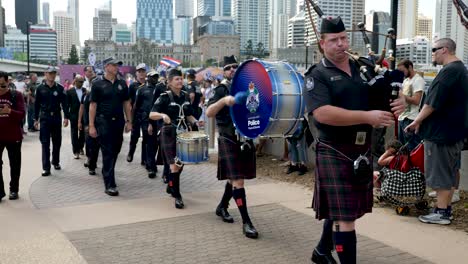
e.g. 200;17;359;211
129;119;146;162
85;127;100;170
141;122;157;171
40;117;62;171
0;141;22;197
96;117;124;190
70;119;85;154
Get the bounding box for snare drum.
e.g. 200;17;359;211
230;59;305;139
176;131;209;163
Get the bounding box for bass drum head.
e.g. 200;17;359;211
230;60;273;139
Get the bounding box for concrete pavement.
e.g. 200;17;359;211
0;128;467;264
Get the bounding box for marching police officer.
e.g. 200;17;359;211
304;17;405;264
89;58;133;196
34;66;70;176
206;55;259;239
127;63;147;164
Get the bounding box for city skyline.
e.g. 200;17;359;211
3;0;437;46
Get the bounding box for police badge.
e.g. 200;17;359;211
245;82;259;113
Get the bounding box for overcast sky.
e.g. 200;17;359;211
3;0;436;45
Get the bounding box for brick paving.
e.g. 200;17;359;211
66;204;431;264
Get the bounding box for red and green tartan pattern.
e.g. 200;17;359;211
217;136;256;181
312;141;373;221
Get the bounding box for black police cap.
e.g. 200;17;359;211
320;16;346;34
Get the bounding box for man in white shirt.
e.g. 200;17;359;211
397;59;425;151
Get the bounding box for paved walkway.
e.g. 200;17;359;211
1;128;467;264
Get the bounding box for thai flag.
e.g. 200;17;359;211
160;56;182;67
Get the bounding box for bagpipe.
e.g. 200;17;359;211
305;0;403;112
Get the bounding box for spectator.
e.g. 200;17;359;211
0;71;26;202
397;59;425;151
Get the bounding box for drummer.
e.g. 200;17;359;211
149;68;199;209
206;55;259;239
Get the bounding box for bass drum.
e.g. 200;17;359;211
230;59;305;139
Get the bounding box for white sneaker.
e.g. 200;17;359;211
451;190;460;203
428;191;436;198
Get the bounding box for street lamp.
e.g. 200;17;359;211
26;21;32;75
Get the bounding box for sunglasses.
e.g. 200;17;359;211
223;65;238;71
432;46;445;53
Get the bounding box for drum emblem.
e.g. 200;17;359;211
246;82;259;113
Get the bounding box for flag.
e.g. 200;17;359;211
160;56;182;67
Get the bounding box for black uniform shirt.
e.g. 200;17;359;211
152;89;193;126
207;80;236;136
90;76;129;120
305;58;372;143
134;84;155;123
129;81;144;105
34;82;69;120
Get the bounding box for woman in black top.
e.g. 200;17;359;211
150;69;199;209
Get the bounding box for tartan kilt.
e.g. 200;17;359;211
160;125;177;164
217;136;256;181
312;140;373;221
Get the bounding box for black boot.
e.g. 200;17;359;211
216;182;234;223
233;188;258;239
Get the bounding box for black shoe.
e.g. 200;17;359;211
286;164;298;174
53;164;61;170
89;170;96;175
105;187;119;196
9;192;18;200
175;197;184;209
311;248;337;264
42;170;51;176
148;171;156;179
243;222;259;239
126;153;133;162
216;205;234;223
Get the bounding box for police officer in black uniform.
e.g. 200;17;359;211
305;17;405;264
133;70;159;178
149;68;199;209
89;58;133;196
34;66;70;176
206;55;259;239
127;63;147;164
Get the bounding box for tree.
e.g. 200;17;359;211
81;45;91;65
244;40;254;59
255;42;265;58
68;45;79;64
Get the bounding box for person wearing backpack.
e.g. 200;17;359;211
0;71;26;202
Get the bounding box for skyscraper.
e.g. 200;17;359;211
68;0;80;46
397;0;418;39
136;0;173;44
42;2;50;25
54;11;74;61
15;0;39;34
232;0;270;53
198;0;231;17
435;0;468;63
93;7;112;41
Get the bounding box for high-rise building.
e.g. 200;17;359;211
287;10;305;48
93;7;112;41
68;0;80;46
15;0;39;34
174;0;193;17
397;0;418;39
435;0;468;63
0;0;5;47
30;24;58;63
4;26;27;53
198;0;231;17
54;11;74;61
271;0;297;50
42;2;50;25
417;14;432;40
136;0;173;44
232;0;270;53
365;11;391;54
112;23;135;44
